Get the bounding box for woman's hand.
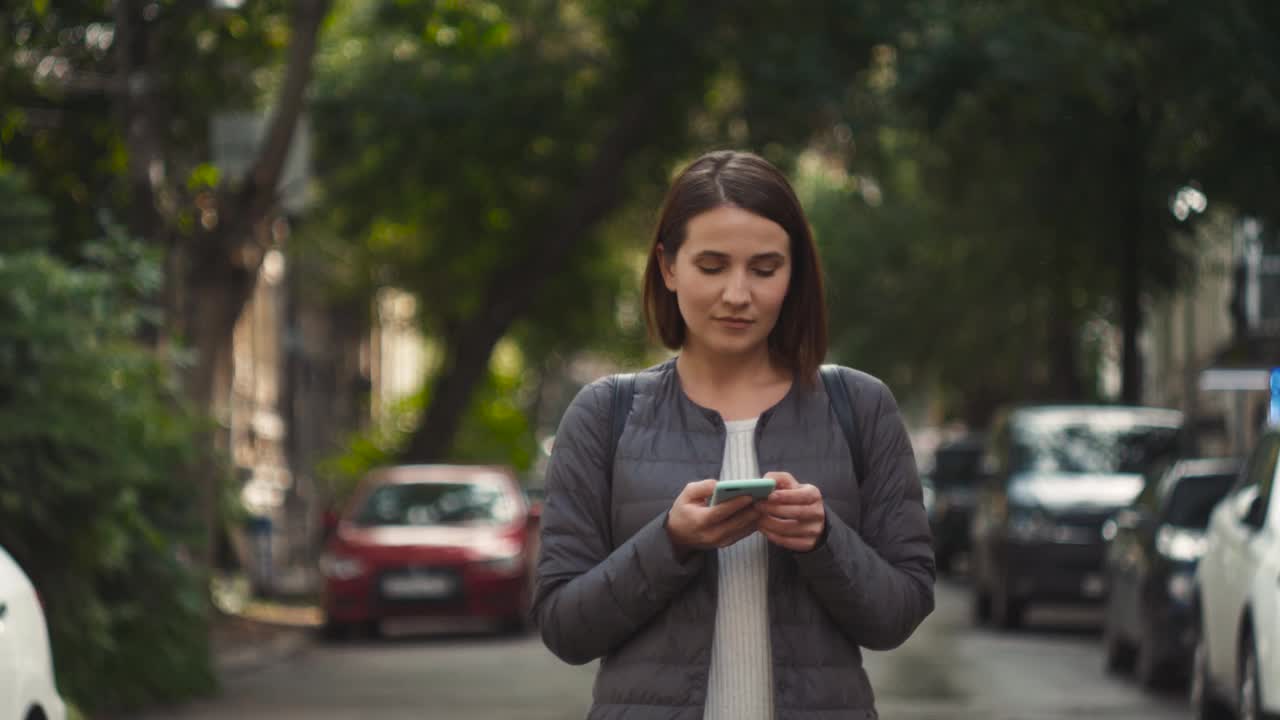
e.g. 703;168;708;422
758;472;827;552
666;479;759;557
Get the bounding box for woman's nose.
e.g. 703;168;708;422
722;271;751;305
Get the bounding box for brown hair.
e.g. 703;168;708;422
642;150;828;384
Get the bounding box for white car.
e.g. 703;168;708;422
0;546;65;720
1192;429;1280;720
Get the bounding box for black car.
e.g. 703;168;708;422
1100;457;1240;689
927;434;986;574
970;405;1184;629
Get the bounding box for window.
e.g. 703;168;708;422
354;482;517;527
1010;422;1181;475
1163;473;1238;529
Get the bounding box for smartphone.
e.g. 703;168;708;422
707;478;777;507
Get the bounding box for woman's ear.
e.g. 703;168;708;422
656;243;676;292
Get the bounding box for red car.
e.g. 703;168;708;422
320;464;540;637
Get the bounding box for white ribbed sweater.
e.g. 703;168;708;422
704;417;774;720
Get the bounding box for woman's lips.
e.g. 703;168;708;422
716;317;753;330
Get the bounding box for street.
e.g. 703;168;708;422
144;578;1193;720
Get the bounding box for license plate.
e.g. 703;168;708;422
1081;573;1105;597
381;573;457;599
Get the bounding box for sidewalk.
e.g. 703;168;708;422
211;599;323;676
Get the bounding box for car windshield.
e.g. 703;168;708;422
1012;421;1181;475
354;482;516;527
1164;473;1237;529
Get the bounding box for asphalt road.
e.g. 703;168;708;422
145;579;1193;720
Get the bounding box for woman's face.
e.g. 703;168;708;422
659;205;791;360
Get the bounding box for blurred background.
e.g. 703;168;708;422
4;1;1280;719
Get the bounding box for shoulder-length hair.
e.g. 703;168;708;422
642;150;829;384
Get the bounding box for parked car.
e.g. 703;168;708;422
1101;457;1240;688
927;434;986;574
0;545;65;720
970;405;1183;629
321;464;540;638
1191;428;1280;720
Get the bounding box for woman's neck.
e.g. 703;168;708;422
676;347;776;388
675;346;792;420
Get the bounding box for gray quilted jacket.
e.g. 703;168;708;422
532;359;935;719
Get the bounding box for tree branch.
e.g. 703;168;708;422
235;0;331;224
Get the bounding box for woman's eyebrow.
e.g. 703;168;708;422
691;250;787;262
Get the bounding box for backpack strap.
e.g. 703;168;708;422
820;365;866;486
607;373;637;486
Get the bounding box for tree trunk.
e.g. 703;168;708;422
1118;102;1147;406
116;0;331;569
1047;235;1083;402
1047;292;1083;402
182;249;257;566
1120;222;1143;405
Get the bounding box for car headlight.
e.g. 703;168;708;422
477;551;524;575
319;552;367;580
1156;526;1207;562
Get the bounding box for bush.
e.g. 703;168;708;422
0;232;214;712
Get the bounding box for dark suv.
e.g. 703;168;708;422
970;405;1184;629
927;434;986;574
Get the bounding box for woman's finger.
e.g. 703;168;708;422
761;530;814;552
758;504;823;523
766;486;822;505
758;515;819;538
763;471;798;490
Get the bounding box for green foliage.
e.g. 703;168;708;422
807;0;1280;423
0;184;212;711
321;358;535;504
1;0;297;259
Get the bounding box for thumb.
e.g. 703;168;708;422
764;471;798;490
681;478;718;502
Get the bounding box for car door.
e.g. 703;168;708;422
1205;432;1280;689
1245;452;1279;712
0;549;22;719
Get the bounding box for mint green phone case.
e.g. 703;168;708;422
707;478;776;506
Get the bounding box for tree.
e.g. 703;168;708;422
3;0;332;561
308;0;899;461
827;0;1280;418
0;170;212;713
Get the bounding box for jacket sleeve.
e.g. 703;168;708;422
792;372;936;650
531;378;707;665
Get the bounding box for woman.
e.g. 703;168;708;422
533;150;934;720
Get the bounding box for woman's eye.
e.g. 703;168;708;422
752;267;779;278
696;265;724;274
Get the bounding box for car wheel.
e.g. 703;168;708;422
992;583;1026;630
321;619;352;643
936;549;953;576
1239;634;1263;720
973;585;992;625
1134;621;1166;690
1191;630;1232;720
1102;606;1134;675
